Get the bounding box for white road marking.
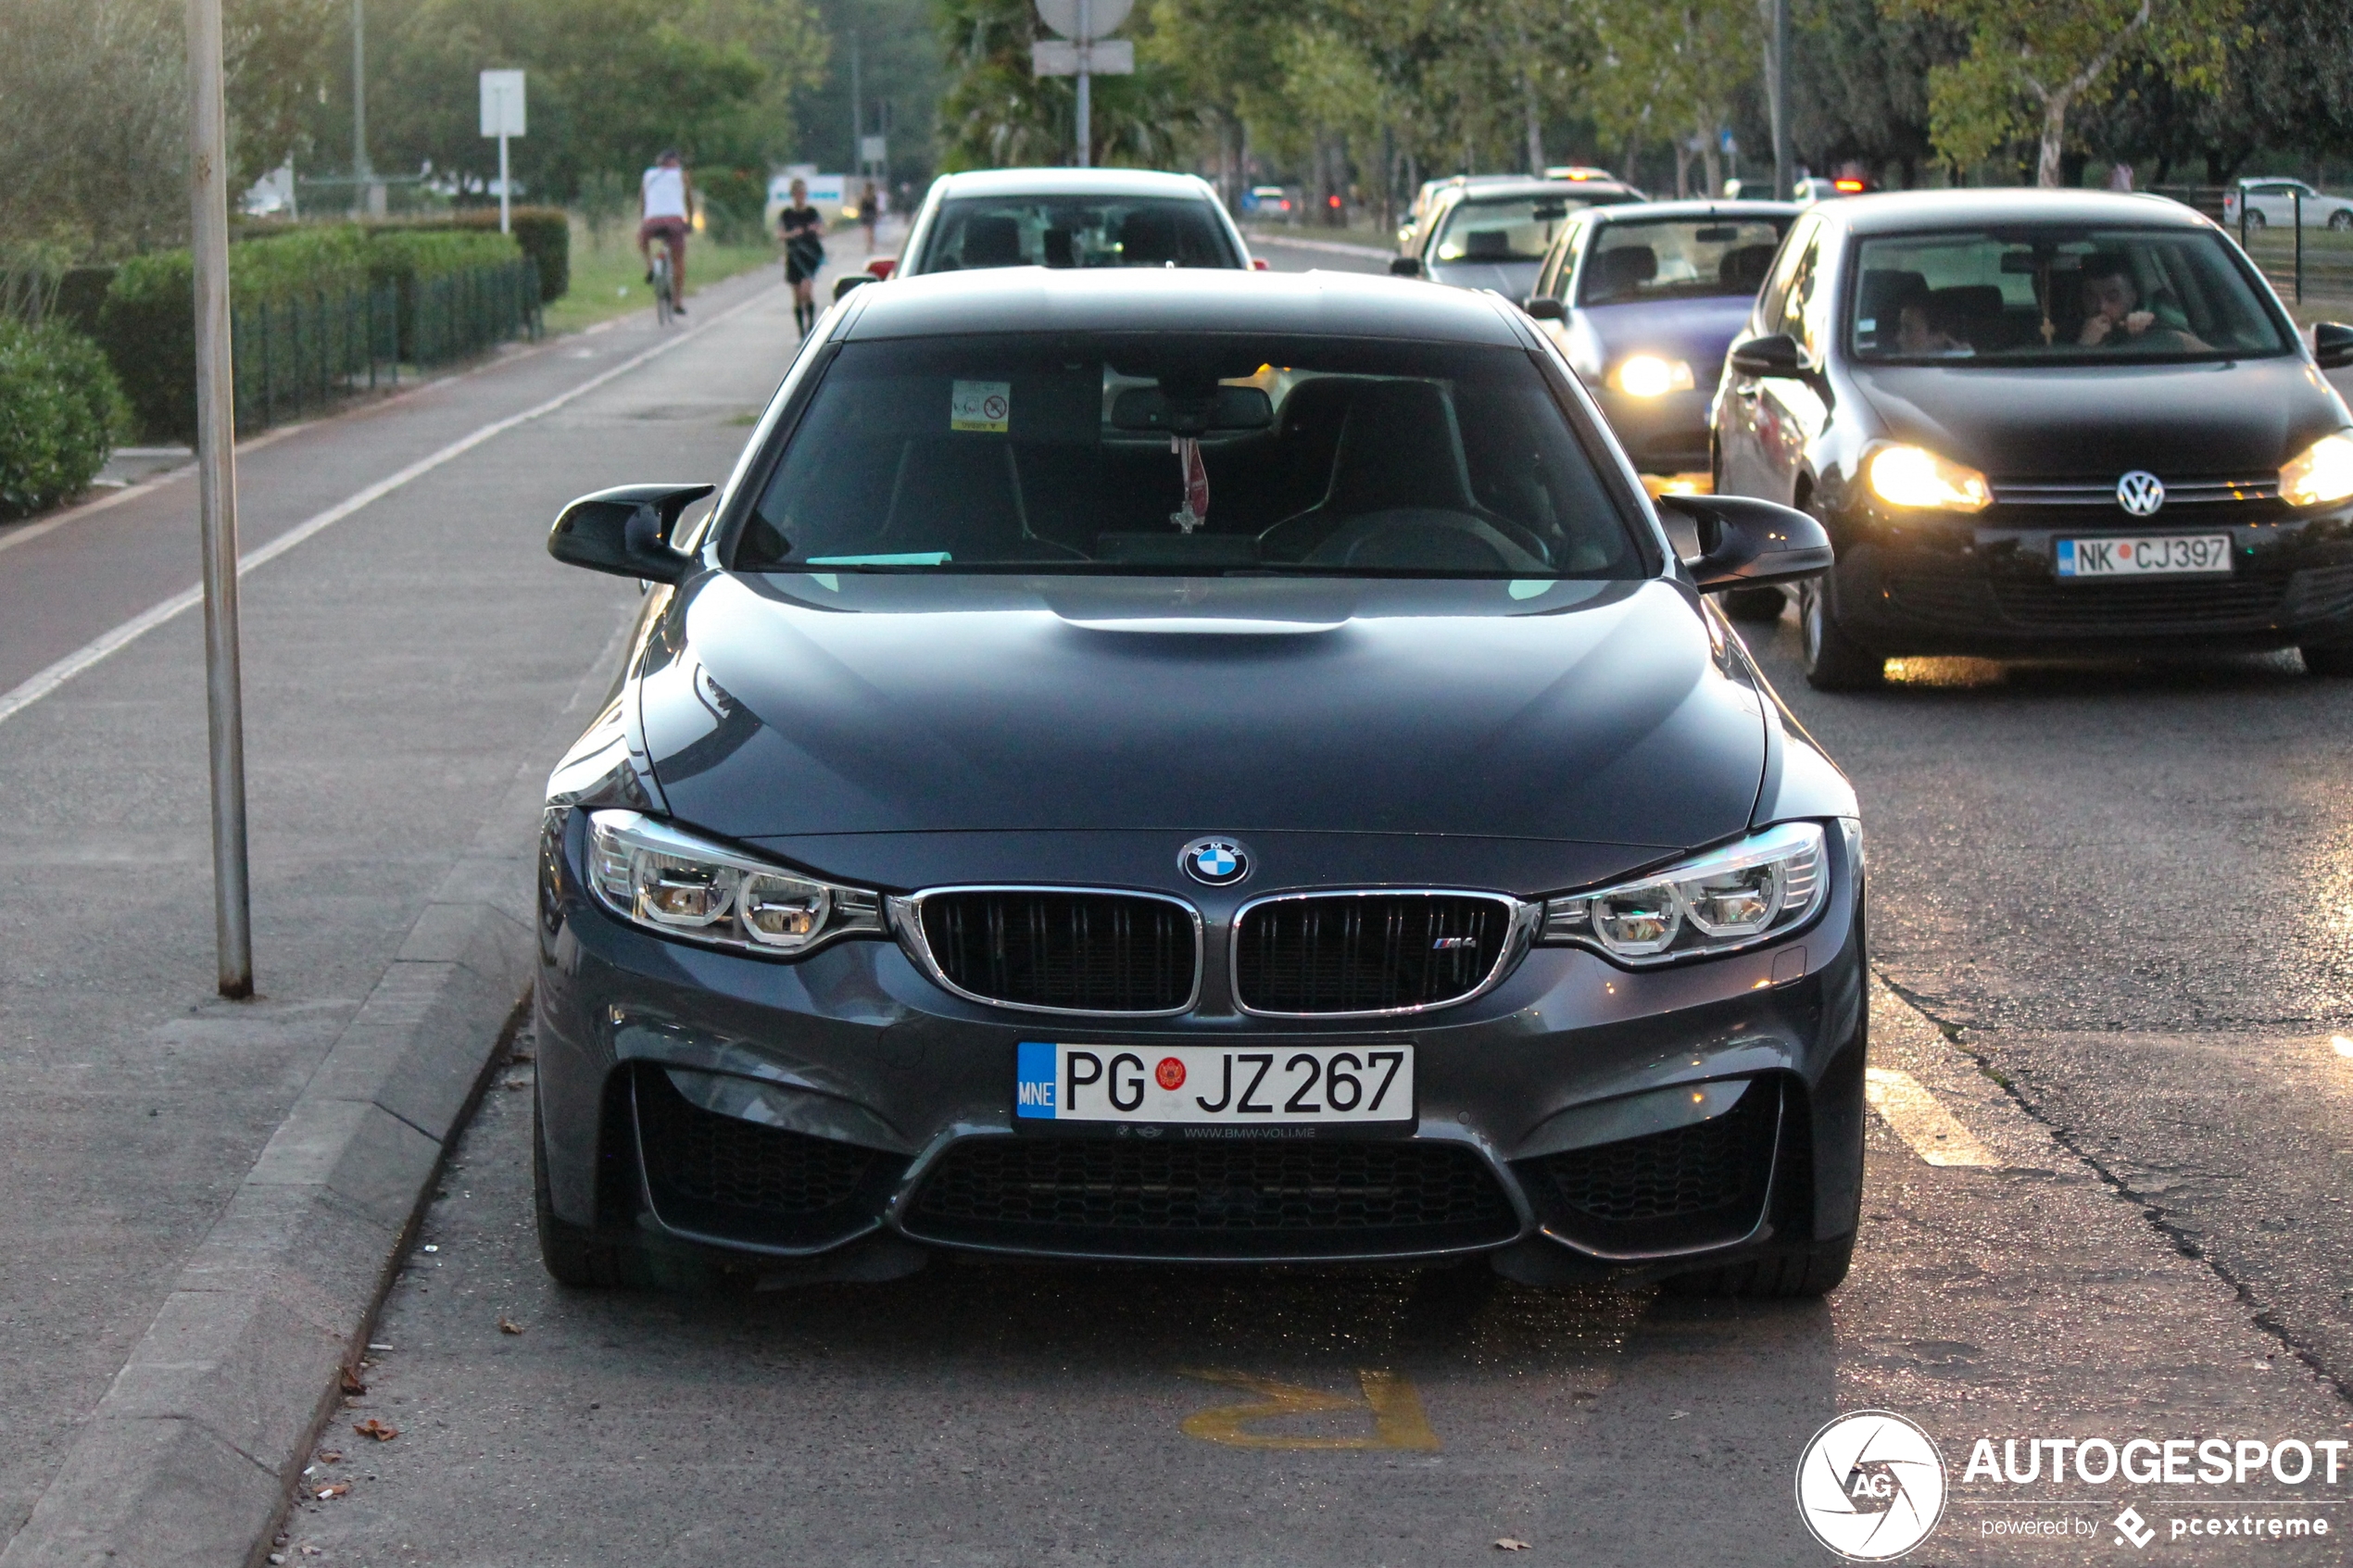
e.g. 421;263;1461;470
0;283;778;734
1865;1066;1999;1167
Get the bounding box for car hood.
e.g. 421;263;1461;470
636;573;1767;859
1428;258;1543;299
1577;296;1755;374
1850;355;2343;475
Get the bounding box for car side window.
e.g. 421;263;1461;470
1777;236;1825;358
1536;217;1586;300
1755;214;1818;332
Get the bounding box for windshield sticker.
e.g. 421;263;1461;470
950;380;1012;433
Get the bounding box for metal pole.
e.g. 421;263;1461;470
351;0;371;207
2294;188;2304;304
1770;0;1791;201
498;128;511;234
849;31;862;180
1076;0;1092;169
187;0;254;999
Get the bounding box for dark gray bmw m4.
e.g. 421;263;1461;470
533;267;1864;1298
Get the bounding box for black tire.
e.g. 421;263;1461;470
534;1093;642;1289
2245;208;2267;232
2329;210;2351;232
1798;580;1885;691
1721;585;1788;623
1659;1234;1855;1298
2302;641;2353;677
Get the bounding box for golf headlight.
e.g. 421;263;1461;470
2280;432;2353;508
1868;444;1991;513
1609;355;1696;397
1539;822;1828;966
585;809;882;957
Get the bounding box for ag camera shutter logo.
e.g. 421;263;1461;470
1796;1411;1947;1560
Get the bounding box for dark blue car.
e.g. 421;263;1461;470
1525;201;1797;491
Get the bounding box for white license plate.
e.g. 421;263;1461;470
1015;1042;1415;1127
2056;534;2231;578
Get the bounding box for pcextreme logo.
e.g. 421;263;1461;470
1797;1411;1949;1561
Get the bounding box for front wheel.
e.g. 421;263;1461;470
1659;1234;1855;1298
535;1093;643;1288
1799;579;1886;691
2302;641;2353;677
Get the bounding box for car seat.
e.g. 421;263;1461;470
959;215;1026;269
878;437;1029;558
1588;245;1658;300
1118;208;1183;266
1718;244;1780;294
1460;228;1515;261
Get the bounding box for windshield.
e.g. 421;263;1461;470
914;196;1237;272
1579;217;1791;305
1434;192;1627;264
734;333;1640;579
1850;227;2290;362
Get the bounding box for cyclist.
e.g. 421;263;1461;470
639;149;694;316
779;177;824;336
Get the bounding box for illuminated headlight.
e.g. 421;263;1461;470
2280;431;2353;508
1608;356;1696;397
585;809;883;957
1867;444;1991;513
1538;822;1828;966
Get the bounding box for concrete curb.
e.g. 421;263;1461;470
0;625;633;1568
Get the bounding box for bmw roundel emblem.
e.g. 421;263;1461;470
1181;837;1250;885
2116;470;2166;517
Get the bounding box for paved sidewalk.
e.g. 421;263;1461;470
0;254;834;1555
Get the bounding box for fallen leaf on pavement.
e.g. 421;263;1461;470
509;1048;535;1063
316;1450;343;1464
1494;1540;1530;1552
338;1368;366;1395
497;1315;523;1335
504;1077;529;1090
315;1483;349;1500
353;1418;400;1441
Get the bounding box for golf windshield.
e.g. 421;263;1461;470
1850;228;2291;362
917;197;1237;271
1579;217;1792;305
734;333;1641;578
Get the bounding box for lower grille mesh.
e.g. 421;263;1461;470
1524;1079;1780;1248
905;1138;1517;1257
921;891;1196;1013
635;1068;881;1216
1235;894;1514;1015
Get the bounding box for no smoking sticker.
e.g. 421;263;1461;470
950;380;1012;433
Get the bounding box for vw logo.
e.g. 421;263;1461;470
2116;470;2166;517
1181;837;1250;886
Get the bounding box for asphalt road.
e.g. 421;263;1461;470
257;244;2353;1565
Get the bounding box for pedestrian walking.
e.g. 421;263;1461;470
780;178;824;336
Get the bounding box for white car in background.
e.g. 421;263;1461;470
2223;177;2353;232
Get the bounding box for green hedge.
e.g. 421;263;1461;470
698;169;769;247
0;319;130;521
96;226;537;441
374;207;569;303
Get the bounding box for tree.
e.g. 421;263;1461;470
933;0;1190;170
1898;0;2242;185
1784;0;1966;187
1587;0;1756;194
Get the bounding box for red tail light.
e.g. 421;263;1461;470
1252;257;1269;270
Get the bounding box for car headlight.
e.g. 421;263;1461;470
2280;431;2353;508
1538;822;1828;966
585;809;883;957
1608;355;1696;397
1867;444;1991;513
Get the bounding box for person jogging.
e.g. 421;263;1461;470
638;150;695;315
779;177;825;335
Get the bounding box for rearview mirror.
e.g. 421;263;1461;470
1389;255;1423;278
1523;295;1567;320
1656;494;1834;592
832;274;873;302
547;483;713;584
1110;385;1274;433
1726;332;1805;379
2314;321;2353;370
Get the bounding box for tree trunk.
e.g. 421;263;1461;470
1673;138;1693;198
1701;138;1723;199
2035;90;2070;188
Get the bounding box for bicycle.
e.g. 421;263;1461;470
650;247;675;327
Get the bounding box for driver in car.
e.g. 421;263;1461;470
2077;252;2210;351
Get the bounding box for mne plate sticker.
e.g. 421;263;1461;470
950;380;1012;433
1015;1040;1415;1126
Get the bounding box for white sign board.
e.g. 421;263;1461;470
1035;0;1133;40
1032;38;1135;75
859;135;888;165
479;69;525;137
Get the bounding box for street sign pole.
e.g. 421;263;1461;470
1770;0;1792;201
186;0;254;999
479;71;526;235
1075;0;1091;168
